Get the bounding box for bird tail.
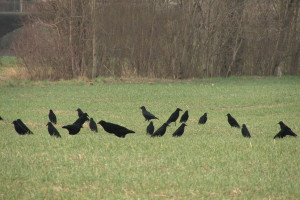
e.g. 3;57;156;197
128;130;135;134
289;132;298;137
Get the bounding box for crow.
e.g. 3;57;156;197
198;113;207;124
46;122;61;138
146;121;154;135
241;124;251;138
98;120;135;138
17;119;33;134
172;123;187;137
73;113;89;125
0;116;3;120
48;109;57;124
274;121;297;139
140;106;159;121
180;110;189;123
76;108;85;118
12;120;27;135
167;108;182;126
89;118;98;133
152;123;169;137
226;113;240;128
62;123;83;135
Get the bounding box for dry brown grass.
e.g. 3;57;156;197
0;66;30;81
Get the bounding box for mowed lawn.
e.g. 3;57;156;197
0;76;300;199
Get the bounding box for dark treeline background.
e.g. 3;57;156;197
13;0;300;80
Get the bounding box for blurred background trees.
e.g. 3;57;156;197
12;0;300;80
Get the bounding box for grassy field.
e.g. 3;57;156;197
0;76;300;199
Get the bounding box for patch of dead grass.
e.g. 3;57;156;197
0;66;30;81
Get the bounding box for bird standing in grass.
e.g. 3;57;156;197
140;106;159;121
241;124;251;138
152;123;169;137
89;118;98;133
226;113;240;128
17;119;33;134
180;110;189;123
46;122;61;138
274;121;297;139
172;123;187;137
48;109;57;124
0;116;3;120
98;120;135;138
146;121;154;135
12;120;27;135
167;108;182;126
62;123;83;135
198;113;207;125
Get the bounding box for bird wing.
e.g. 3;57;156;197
17;120;33;134
274;130;285;139
286;129;297;137
167;112;177;123
52;126;61;137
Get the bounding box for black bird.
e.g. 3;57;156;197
241;124;251;138
46;122;61;138
180;110;189;123
146;121;154;135
73;113;89;125
226;113;240;128
152;123;169;137
167;108;182;126
0;116;3;120
48;109;57;124
89;118;98;133
198;113;207;124
98;120;135;138
140;106;159;121
172;123;187;137
17;119;33;134
62;123;83;135
76;108;85;118
274;121;297;139
12;120;27;135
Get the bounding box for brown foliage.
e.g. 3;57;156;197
13;0;300;80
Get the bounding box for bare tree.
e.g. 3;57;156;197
12;0;300;80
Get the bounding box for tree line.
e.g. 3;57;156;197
13;0;300;80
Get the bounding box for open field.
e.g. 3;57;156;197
0;76;300;199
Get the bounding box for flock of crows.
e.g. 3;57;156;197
2;106;298;139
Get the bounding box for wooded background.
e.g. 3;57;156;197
13;0;300;80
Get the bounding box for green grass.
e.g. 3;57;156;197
0;76;300;199
0;56;19;68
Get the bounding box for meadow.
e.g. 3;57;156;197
0;76;300;199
